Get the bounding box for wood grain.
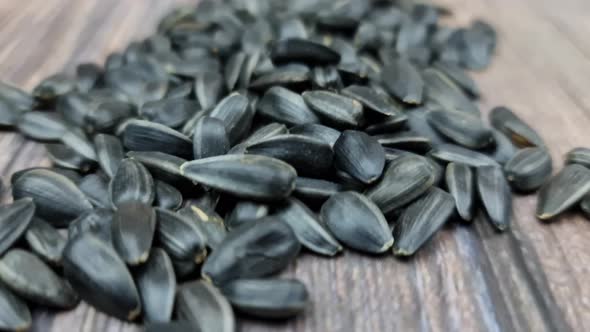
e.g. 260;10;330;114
0;0;589;331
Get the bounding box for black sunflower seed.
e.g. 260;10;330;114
374;131;432;153
0;81;33;111
270;38;341;66
504;147;552;192
136;248;176;323
202;218;300;286
12;169;93;226
25;218;66;266
405;107;448;146
381;58;424;104
0;249;78;308
68;209;114;245
257;86;319;126
222;278;308;319
422;68;480;116
321;192;393;254
126;151;188;188
445;163;474;221
166;82;193;99
209;93;254;145
293;177;343;205
0;282;31;331
76;63;101;93
565;147;590;168
432;61;480;98
87;100;136;133
0;198;35;255
341;84;403;116
46;143;95;173
240;122;289;147
302;90;363;127
536;164;590;220
477;165;512;231
311;66;342;90
181;155;296;201
225;52;246;91
489;106;545;148
140;98;198;129
155;181;183;210
334;130;385;185
63;233;141;321
177;204;227;250
363;113;408;135
249;67;311;91
123;119;193;159
109;158;155;208
426;110;493;149
112;202;156;266
79;173;111;209
60;129;98;161
33;74;75;103
16;111;68;141
289;123;340;148
193;116;230;159
176;281;235;332
274;197;342;256
155;208;208;262
94;134;125;178
225;201;269;231
429;143;499;167
246;134;333;177
392;187;455;256
366;154;435;214
195;72;224;110
483;129;518;166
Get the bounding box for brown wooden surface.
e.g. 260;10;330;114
1;0;590;331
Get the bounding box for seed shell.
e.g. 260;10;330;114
110;158;155;208
536;164;590;220
392;188;455;256
366;155;435;214
293;177;343;204
222;278;308;319
140;98;198;129
202;218;301;286
334;130;385;185
193;116;230;160
275;198;342;256
0;249;78;308
321;192;393;254
181;155;296;201
477;165;512;231
0;198;35;255
209;93;254;144
79;173;111;209
176;281;235;332
155;180;183;210
123;119;193;159
68;209;114;245
429;143;499;167
341;84;402;116
63;233;141;321
289;123;340;148
257;86;320;126
112;202;157;266
489;106;545;148
445;163;474;221
177;204;227;250
136;248;176;323
155;208;208;262
0;282;31;332
270;38;341;66
381;58;424;104
427;110;493;149
225;201;269;231
17;111;68;141
25;218;67;266
504;147;552;192
302;90;363;127
565;147;590;168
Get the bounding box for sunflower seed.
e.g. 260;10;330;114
341;84;402;116
504;147;552;192
363;113;408;135
225;201;269;231
429;143;499;167
489;106;545;148
270;38;340;66
155;208;207;262
17;111;68;141
0;198;35;255
565;147;590;168
477;165;512;231
0;81;32;111
427;110;493;149
302;90;363;127
60;129;98;161
155;181;183;210
289;123;340;148
110;158;155;208
374;131;432;153
536;164;590;220
239;122;289;147
222;278;308;319
445;163;474;221
176;281;235;332
68;209;114;244
392;188;455;256
209;93;254;145
136;248;176;323
381;58;423;104
321;192;393;254
63;233;141;321
79;173;111;209
249;67;311;91
334;130;385;185
293;177;343;205
195;72;224;110
0;282;31;331
202;218;300;286
482;129;518;166
0;249;78;308
193;116;230;159
112;202;156;265
246;134;333;177
45;143;96;173
423;68;480;116
366;154;435;214
225;52;247;91
127;151;188;188
87;100;136;133
140;98;198;129
275;197;342;256
146;322;194;332
33;74;75;103
76;63;101;93
311;66;342;90
95;134;125;178
25;218;66;266
166;82;193;99
123;119;193;159
257;86;319;126
12;169;92;226
432;61;479;98
178;204;227;250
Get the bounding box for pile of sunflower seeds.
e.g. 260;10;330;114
0;0;587;330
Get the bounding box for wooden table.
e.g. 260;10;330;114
1;0;589;331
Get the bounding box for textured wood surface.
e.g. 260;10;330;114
1;0;589;331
